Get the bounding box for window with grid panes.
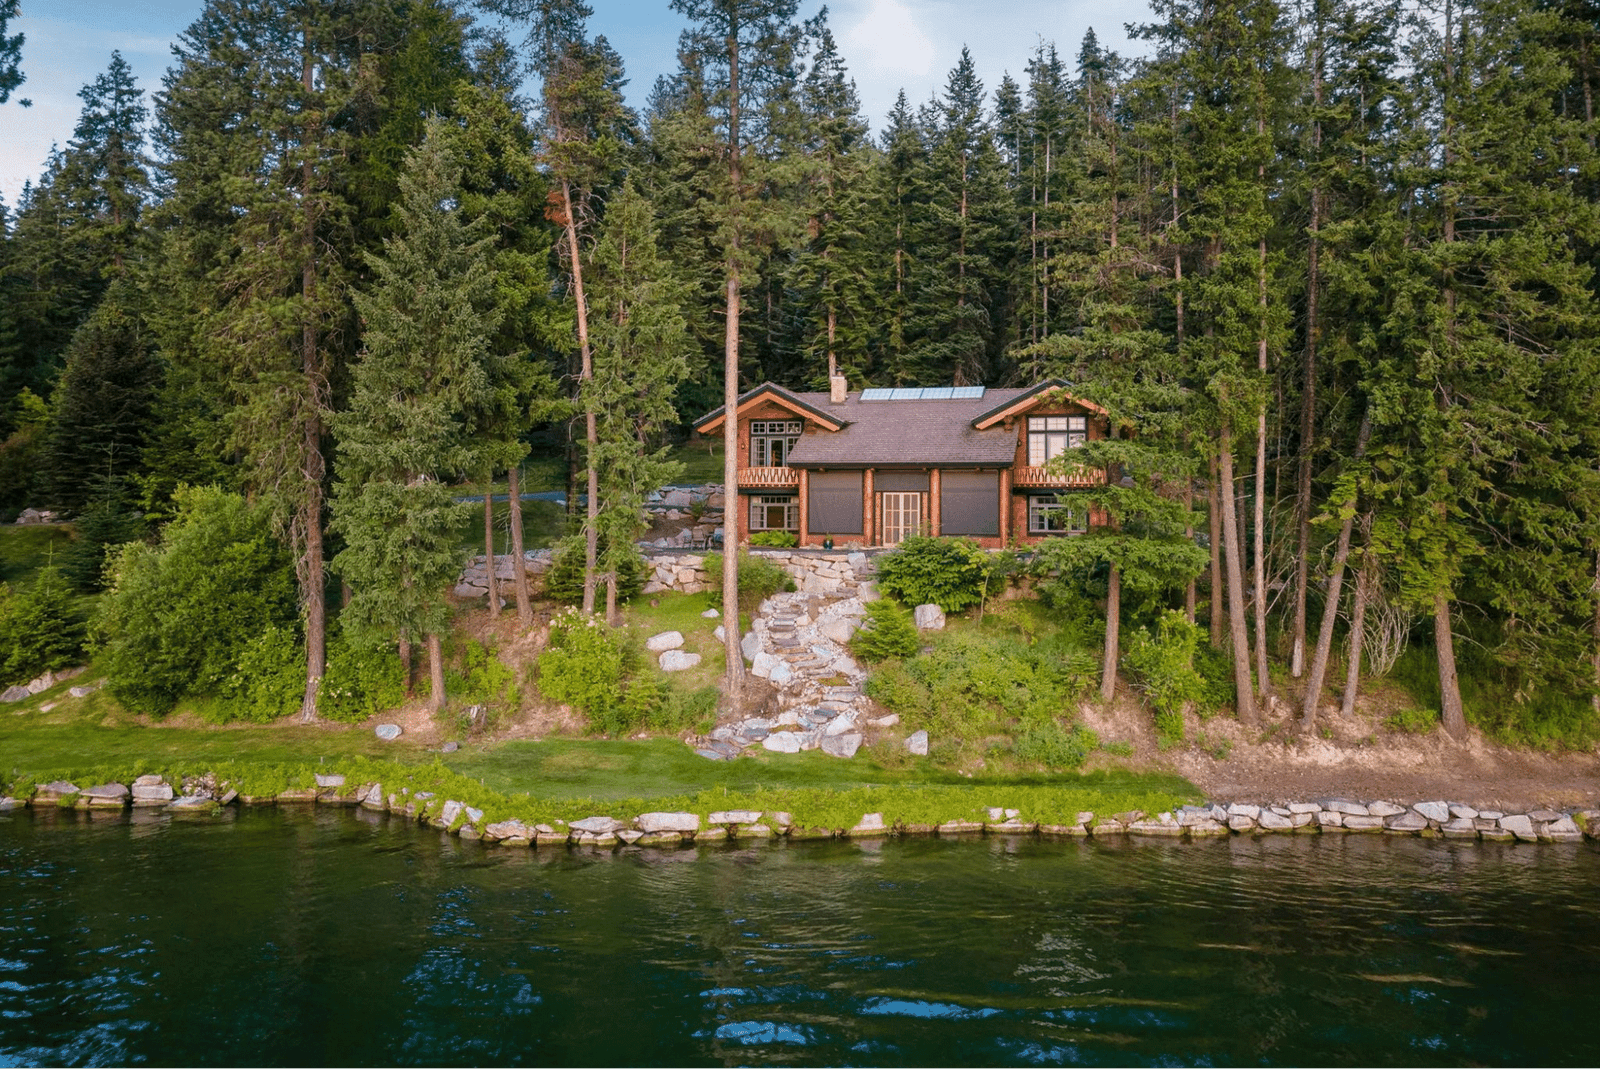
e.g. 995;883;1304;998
749;495;799;531
1028;494;1087;534
1027;415;1087;466
750;420;802;467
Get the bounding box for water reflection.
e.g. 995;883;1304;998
0;808;1596;1066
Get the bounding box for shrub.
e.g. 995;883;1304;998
1123;611;1207;743
322;629;407;723
750;530;798;548
874;535;994;613
61;479;145;593
850;600;920;662
446;637;520;714
535;608;666;735
1014;716;1098;770
0;566;86;686
703;550;793;612
95;486;296;716
215;625;304;724
1385;706;1438;734
543;535;647;603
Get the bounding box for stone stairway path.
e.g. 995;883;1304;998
696;588;894;761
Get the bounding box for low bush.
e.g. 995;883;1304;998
535;608;694;736
749;531;798;548
1385;706;1438;734
850;601;920;662
1123;610;1207;743
874;535;995;613
1013;716;1098;770
543;535;647;603
321;629;407;724
215;625;304;724
702;550;793;612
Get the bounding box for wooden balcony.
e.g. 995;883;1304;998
737;466;800;489
1012;464;1104;489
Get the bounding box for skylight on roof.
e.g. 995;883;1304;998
857;386;987;401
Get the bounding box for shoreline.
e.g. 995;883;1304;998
5;767;1596;847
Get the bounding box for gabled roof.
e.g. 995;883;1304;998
970;379;1108;430
692;382;849;434
785;387;1032;468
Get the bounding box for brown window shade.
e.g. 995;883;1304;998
807;470;863;535
874;470;930;492
939;470;999;536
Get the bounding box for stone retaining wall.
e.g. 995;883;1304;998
5;781;1596;848
642;549;875;597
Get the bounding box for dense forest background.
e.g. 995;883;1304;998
2;0;1600;745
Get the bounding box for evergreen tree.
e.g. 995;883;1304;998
56;51;150;278
875;90;925;382
332;123;498;713
0;0;25;106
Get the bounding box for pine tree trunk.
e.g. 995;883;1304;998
507;465;531;624
720;20;746;713
558;177;600;616
483;478;499;618
297;35;325;725
398;635;413;698
1292;17;1327;681
1300;411;1370;729
1253;236;1270;699
427;632;445;714
1218;425;1257;724
605;573;619;627
1209;453;1224;648
1101;562;1120;703
1592;552;1600;716
1340;529;1372;718
1434;593;1466;738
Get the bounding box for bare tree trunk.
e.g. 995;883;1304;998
1340;526;1373;718
1219;425;1257;724
297;34;325;724
1300;411;1371;729
483;478;499;618
605;573;619;627
1209;453;1224;647
720;21;746;713
1592;552;1600;716
1435;593;1466;738
1292;16;1327;680
1101;562;1121;703
427;632;445;714
1253;233;1271;699
558;177;599;615
507;465;531;624
398;635;413;697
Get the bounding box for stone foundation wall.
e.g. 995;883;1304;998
641;549;876;597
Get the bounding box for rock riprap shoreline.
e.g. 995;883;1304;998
3;777;1595;847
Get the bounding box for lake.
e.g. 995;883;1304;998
2;806;1596;1066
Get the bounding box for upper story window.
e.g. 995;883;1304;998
1027;415;1087;467
751;420;802;467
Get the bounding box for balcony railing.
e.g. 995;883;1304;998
737;466;800;489
1012;464;1104;489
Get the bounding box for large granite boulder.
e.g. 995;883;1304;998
913;604;946;630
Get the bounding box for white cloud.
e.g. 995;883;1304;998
839;0;937;81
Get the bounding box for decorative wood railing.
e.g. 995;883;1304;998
1012;465;1104;489
737;466;800;489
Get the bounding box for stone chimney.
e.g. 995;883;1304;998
829;374;849;404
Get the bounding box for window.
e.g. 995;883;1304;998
1028;494;1088;534
750;420;802;467
1027;415;1087;466
750;495;799;531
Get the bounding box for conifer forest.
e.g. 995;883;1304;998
3;0;1600;747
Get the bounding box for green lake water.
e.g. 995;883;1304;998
1;806;1597;1066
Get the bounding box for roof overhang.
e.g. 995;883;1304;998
693;382;848;434
971;379;1108;430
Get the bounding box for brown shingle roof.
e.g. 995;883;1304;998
784;388;1032;468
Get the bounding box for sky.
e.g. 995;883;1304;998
0;0;1153;208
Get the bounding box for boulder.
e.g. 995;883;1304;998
1341;814;1385;831
1227;814;1257;832
375;724;402;741
1257;810;1293;830
741;631;762;663
750;651;779;678
913;603;946;630
906;730;929;756
1288;802;1321;815
817;616;858;645
767;661;794;686
0;685;28;703
849;812;886;836
68;680;105;699
637;811;700;833
1449;803;1479;820
701;607;720;619
867;714;900;729
80;783;129;807
1385;810;1428;832
1441;817;1479;839
762;731;803;753
571;816;628;834
1412;801;1450;824
438;800;464;826
314;773;346;789
1367;800;1405;817
646;631;685;652
821;732;862;759
131;782;173;806
1323;799;1369;816
708;810;763;825
824;714;857;738
1316;810;1345;827
1543;816;1583;842
1500;814;1537;842
663;489;693;507
1228;803;1262;820
659;650;702;672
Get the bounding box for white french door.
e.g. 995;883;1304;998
880;492;922;546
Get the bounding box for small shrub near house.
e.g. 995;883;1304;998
850;600;919;662
874;535;995;613
749;531;797;548
702;550;793;612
